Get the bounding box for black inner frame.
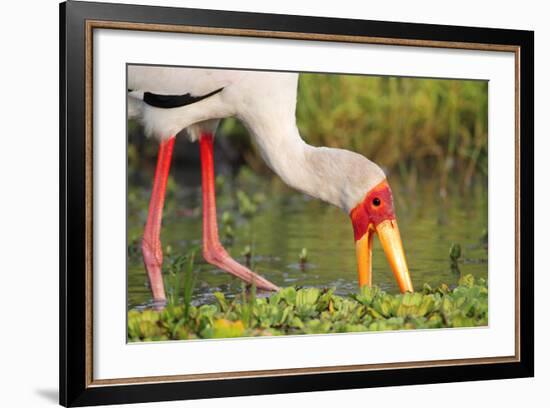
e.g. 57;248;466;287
60;1;534;406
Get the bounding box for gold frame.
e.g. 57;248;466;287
84;20;521;388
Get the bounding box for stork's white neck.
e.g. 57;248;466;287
239;110;383;213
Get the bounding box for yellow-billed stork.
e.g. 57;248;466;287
128;66;413;306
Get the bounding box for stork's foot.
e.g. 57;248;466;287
203;243;279;292
142;238;167;309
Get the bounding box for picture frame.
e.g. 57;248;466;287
60;0;534;406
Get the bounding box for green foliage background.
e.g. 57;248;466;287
221;74;488;190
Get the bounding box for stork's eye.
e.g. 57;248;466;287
372;198;381;207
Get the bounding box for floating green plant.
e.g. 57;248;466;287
128;274;488;341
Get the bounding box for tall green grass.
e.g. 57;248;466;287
296;75;487;187
164;249;197;317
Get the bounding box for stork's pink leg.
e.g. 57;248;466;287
142;137;175;306
199;133;279;291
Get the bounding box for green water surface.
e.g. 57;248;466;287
127;166;488;310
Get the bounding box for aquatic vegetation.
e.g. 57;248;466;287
215;174;226;189
128;274;488;341
163;250;197;308
299;248;308;271
236;190;258;217
221;211;234;226
299;248;308;264
449;243;462;262
241;245;252;266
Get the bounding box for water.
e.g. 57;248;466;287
127;165;488;310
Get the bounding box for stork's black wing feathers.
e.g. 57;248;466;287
142;87;224;109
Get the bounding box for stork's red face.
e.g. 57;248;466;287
350;180;414;292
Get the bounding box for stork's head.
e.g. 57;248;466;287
337;154;413;293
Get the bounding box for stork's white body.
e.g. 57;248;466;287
128;66;384;213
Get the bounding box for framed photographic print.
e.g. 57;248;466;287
60;0;534;406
